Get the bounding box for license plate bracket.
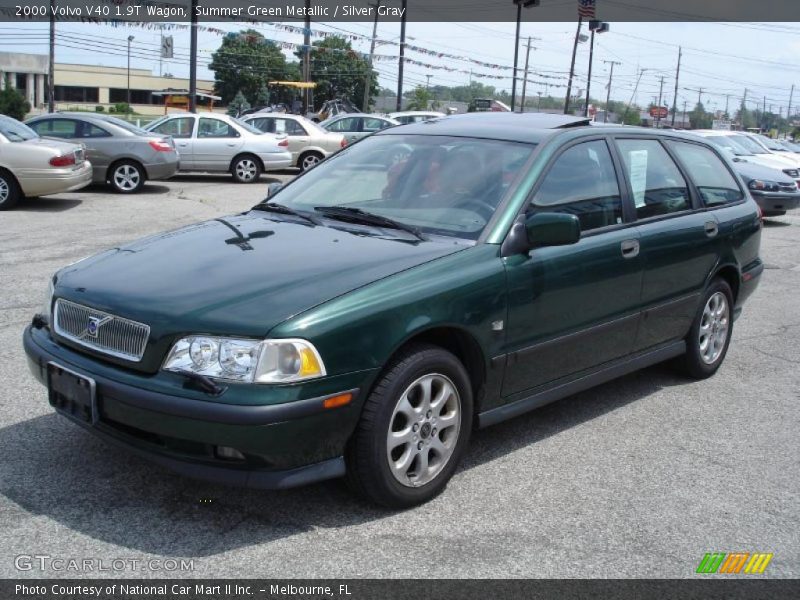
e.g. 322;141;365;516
47;362;97;425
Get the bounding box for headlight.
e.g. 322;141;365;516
42;277;55;323
162;336;326;384
749;179;779;192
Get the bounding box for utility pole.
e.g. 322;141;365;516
724;94;730;118
788;84;795;121
623;67;646;125
48;0;55;112
511;2;522;111
302;0;311;115
189;0;198;113
655;76;665;128
362;0;381;112
603;60;620;123
564;17;583;114
683;100;688;126
584;27;595;117
426;74;431;90
520;37;532;113
396;0;407;111
671;46;681;126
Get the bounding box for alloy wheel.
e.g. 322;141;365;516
301;154;321;170
113;165;141;191
235;159;258;181
698;291;730;364
0;177;8;203
386;373;461;488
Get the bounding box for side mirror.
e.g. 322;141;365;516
525;212;581;248
265;182;283;199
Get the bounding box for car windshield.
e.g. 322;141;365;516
263;134;534;241
730;135;768;154
708;135;754;156
0;115;39;142
757;135;783;151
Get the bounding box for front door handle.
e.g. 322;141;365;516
704;221;719;237
620;239;640;259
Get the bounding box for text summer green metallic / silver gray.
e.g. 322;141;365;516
24;113;763;507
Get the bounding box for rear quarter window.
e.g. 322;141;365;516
668;141;744;207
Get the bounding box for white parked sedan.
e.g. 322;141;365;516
0;115;92;210
242;113;347;171
386;111;446;124
145;113;292;183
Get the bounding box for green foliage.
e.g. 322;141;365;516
297;37;377;110
0;81;31;121
95;105;105;112
210;30;290;105
227;90;251;117
689;102;713;129
256;84;270;107
406;86;432;111
112;102;132;114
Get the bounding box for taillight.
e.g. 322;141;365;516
278;138;289;147
49;154;76;167
148;140;172;152
340;137;347;148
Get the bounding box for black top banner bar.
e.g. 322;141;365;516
1;0;800;23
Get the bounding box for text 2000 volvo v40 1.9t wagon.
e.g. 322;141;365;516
25;113;763;508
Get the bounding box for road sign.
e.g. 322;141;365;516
649;106;669;119
712;120;733;131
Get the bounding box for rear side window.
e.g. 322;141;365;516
616;139;691;220
530;140;623;232
668;141;744;207
198;118;239;138
151;117;194;139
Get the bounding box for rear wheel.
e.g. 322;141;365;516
298;151;324;171
346;344;473;508
0;169;21;210
679;278;734;379
109;160;145;193
231;154;262;183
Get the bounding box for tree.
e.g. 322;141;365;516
227;91;251;117
0;81;31;121
689;102;713;129
209;30;290;105
297;37;377;110
407;86;432;111
255;84;270;107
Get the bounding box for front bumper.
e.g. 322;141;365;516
24;324;370;489
750;191;800;215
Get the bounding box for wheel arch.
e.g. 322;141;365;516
106;157;148;182
711;263;740;303
229;152;265;172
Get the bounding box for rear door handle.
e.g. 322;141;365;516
620;239;640;259
704;221;719;237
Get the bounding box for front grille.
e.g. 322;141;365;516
783;168;799;179
53;299;150;362
778;182;797;193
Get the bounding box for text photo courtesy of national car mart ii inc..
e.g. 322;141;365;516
15;583;354;597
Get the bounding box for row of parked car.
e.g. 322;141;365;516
0;109;444;210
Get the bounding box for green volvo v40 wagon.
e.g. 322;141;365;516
24;113;763;507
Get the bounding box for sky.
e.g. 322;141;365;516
3;19;800;114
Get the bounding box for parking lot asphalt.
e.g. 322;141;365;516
0;175;797;579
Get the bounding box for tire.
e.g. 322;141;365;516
678;278;734;379
0;169;21;210
109;160;146;194
346;343;473;508
298;151;324;172
231;154;262;183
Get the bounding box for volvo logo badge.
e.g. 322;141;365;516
86;316;111;338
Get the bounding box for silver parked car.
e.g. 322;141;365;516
0;115;92;210
386;111;446;124
319;113;399;144
242;113;346;171
145;113;292;183
26;112;179;194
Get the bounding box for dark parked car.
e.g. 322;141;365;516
727;156;800;217
24;113;763;507
25;112;179;193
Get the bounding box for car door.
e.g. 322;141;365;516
502;138;644;397
78;121;115;176
194;118;243;171
613;137;722;352
276;118;309;163
149;117;195;168
327;117;361;144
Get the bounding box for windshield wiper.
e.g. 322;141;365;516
252;202;322;226
313;206;426;241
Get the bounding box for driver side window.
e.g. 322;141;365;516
530;140;623;232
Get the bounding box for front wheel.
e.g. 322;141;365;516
231;155;262;183
0;170;21;210
346;344;473;508
679;278;734;379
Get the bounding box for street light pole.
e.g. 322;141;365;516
603;59;620;123
127;35;134;107
584;21;608;119
511;0;539;112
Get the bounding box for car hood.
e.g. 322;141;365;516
54;213;467;370
733;159;797;184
